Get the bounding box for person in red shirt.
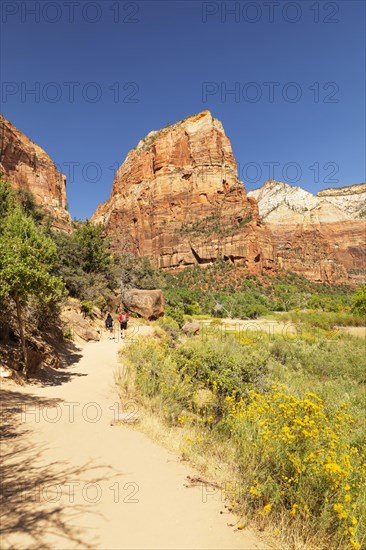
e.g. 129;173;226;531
118;311;129;339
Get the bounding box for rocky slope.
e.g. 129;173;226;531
317;183;366;218
0;114;72;232
248;180;366;284
92;111;275;272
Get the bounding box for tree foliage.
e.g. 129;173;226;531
352;285;366;316
0;197;65;372
0;180;16;223
15;188;45;223
52;221;116;305
118;253;163;290
0;208;64;304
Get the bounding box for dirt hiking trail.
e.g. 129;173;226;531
1;328;270;550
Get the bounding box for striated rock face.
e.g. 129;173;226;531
0;114;72;232
92;112;364;285
317;183;366;218
248;180;366;284
92;111;275;272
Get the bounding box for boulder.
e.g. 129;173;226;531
122;289;164;320
182;321;200;335
91;305;103;319
60;308;100;342
107;290;121;313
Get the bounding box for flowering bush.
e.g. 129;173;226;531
225;386;365;549
122;335;268;423
120;330;366;549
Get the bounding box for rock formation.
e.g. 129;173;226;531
317;184;366;218
121;289;165;320
61;299;101;341
0;114;72;232
92;111;275;272
248;180;366;284
1;111;363;285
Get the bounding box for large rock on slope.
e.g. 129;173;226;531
0;114;72;232
60;300;101;341
121;289;165;320
248;180;366;284
92;111;275;272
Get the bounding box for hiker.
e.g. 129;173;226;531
119;310;129;339
105;313;114;339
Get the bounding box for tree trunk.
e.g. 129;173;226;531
15;296;27;376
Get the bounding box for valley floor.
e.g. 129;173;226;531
1;330;270;550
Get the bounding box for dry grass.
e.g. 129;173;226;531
115;363;337;550
115;319;365;550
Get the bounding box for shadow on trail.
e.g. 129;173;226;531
0;389;121;549
0;389;63;440
27;339;86;387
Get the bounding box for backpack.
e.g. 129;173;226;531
121;313;128;322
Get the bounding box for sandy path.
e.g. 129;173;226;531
1;329;270;550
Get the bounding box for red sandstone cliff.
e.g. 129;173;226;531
0;114;72;232
92;111;275;271
248;180;366;284
3;111;363;286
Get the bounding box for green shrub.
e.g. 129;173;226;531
210;318;223;326
121;334;269;423
184;302;201;315
156;316;180;339
119;253;163;290
269;334;366;385
274;310;365;329
62;326;74;340
165;304;185;328
94;295;107;312
352;285;366;316
80;300;94;317
16;188;45;223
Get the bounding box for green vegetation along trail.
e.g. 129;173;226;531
1;329;270;550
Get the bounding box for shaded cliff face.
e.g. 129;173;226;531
248;180;366;284
0;114;72;232
93;111;275;271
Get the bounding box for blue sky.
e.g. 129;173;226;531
1;0;365;219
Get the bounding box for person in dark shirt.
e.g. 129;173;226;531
105;313;114;339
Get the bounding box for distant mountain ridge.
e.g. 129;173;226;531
248;180;366;222
248;180;366;284
317;183;366;219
